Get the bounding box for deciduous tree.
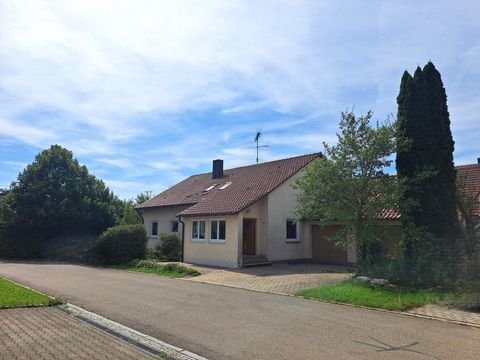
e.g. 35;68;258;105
295;110;397;267
1;145;121;257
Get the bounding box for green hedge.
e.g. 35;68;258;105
95;224;147;265
152;232;181;261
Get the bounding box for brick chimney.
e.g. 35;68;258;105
212;159;224;179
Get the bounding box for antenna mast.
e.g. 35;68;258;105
253;131;268;163
255;132;261;164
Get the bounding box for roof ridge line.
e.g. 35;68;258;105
190;152;322;176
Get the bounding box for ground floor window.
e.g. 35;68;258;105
171;220;179;232
210;220;226;243
151;221;158;237
286;219;297;240
192;220;205;242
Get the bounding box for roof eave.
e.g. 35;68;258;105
136;202;198;210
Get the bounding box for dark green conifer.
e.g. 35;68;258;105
396;62;458;284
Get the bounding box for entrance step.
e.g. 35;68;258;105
242;255;272;268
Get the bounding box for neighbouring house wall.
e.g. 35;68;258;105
266;170;307;261
238;197;268;257
141;205;190;248
183;215;240;268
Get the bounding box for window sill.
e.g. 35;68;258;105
191;239;205;243
286;239;300;243
209;239;226;244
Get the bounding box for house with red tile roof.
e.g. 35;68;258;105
137;153;327;268
137;154;480;268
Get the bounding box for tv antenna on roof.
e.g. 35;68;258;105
253;131;269;164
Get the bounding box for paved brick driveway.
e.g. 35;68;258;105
0;307;158;360
184;263;351;294
407;304;480;327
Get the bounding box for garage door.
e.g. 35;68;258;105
311;225;348;265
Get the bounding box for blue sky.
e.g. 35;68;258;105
1;0;479;199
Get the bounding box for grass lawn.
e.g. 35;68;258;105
296;280;456;311
117;261;200;278
0;277;60;308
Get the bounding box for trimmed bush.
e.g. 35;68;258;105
153;232;181;261
95;224;147;265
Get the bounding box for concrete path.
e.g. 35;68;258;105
1;261;479;360
0;307;158;360
185;263;351;294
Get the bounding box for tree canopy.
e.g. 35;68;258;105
295;110;397;265
0;145;122;257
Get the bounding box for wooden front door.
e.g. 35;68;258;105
243;218;256;255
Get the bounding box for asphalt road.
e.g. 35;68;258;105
0;261;478;360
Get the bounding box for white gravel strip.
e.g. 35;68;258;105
60;303;208;360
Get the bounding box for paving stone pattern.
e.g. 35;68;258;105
407;304;480;327
0;307;159;360
185;263;351;295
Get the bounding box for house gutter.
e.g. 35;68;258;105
177;215;185;263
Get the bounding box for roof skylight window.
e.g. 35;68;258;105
219;182;232;190
204;184;218;192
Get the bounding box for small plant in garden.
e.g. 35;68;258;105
135;259;158;268
122;260;200;278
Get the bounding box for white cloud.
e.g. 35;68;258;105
2;160;28;171
0;0;479;198
0;117;56;147
96;157;132;169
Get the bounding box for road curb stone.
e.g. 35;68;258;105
60;304;208;360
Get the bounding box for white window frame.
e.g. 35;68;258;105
191;220;206;243
150;221;158;238
286;218;299;243
209;219;226;244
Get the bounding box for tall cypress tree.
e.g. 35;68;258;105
396;62;458;283
422;62;457;232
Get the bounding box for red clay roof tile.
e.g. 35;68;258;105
457;163;480;216
137;153;321;216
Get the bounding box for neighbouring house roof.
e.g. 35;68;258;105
457;163;480;217
377;208;401;220
137;153;322;216
378;162;480;220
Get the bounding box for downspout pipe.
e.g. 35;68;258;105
177;215;185;263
